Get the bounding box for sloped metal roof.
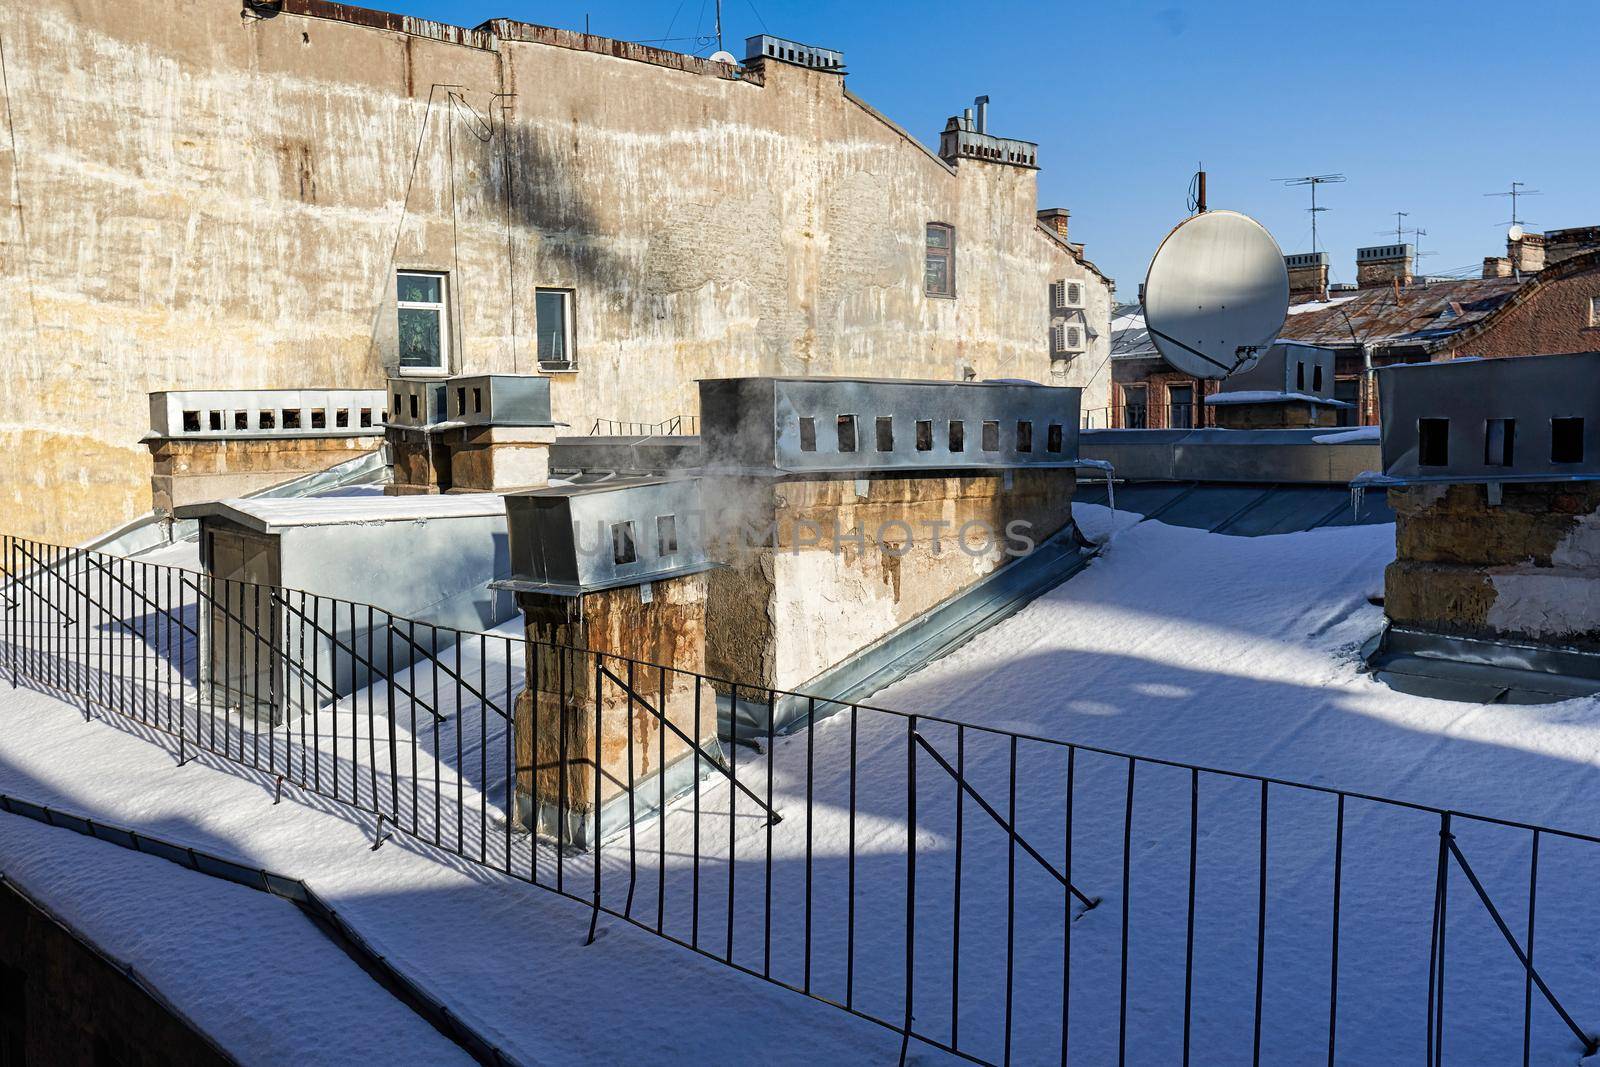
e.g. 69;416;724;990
1279;277;1521;350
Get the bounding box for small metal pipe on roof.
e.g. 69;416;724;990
974;94;989;134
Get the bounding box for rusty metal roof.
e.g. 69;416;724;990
1279;277;1522;350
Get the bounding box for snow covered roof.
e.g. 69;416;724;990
174;493;506;533
1204;389;1351;408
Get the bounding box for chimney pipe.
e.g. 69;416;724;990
974;95;989;135
962;106;973;131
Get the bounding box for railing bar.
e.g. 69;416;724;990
727;682;738;966
953;724;964;1052
899;714;917;1067
1183;767;1198;1067
847;704;857;1011
1003;734;1017;1066
910;733;1093;907
657;668;667;935
598;666;776;821
764;688;775;979
625;660;638;920
1117;757;1134;1067
479;638;487;864
804;695;816;995
1444;833;1595;1053
1522;829;1539;1067
1327;793;1345;1065
1252;779;1268;1067
691;676;701;951
1436;812;1450;1067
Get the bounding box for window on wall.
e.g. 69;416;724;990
925;223;955;298
397;271;449;372
836;414;858;453
1484;419;1515;467
611;521;638;566
798;417;817;452
876;416;894;452
1122;385;1148;429
1552;418;1585;463
536;288;575;369
1589;296;1600;327
1418;418;1450;467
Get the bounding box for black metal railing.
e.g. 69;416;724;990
3;533;1598;1065
588;415;699;437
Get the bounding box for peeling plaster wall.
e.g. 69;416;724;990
0;1;1111;546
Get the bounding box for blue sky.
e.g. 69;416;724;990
386;0;1599;291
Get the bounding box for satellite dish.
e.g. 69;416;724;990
1507;223;1524;242
1142;209;1290;379
709;50;738;64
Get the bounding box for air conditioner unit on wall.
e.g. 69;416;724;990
1051;322;1085;356
1051;279;1086;312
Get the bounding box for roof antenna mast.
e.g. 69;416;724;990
1275;173;1347;255
1484;179;1540;231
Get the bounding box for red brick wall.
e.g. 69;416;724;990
1450;262;1600;359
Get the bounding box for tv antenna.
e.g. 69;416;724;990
1276;174;1346;255
1376;214;1431;264
1484;180;1539;230
1380;211;1409;244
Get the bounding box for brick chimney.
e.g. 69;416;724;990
1507;231;1545;275
1038;208;1069;241
1284;252;1329;299
1482;256;1513;279
1356;243;1414;289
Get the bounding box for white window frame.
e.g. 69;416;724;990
536;287;578;371
395;270;450;377
1588;295;1600;328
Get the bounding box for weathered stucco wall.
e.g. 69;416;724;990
705;470;1077;691
1385;483;1600;650
0;0;1112;545
149;434;381;514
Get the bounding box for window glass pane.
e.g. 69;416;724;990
926;224;950;249
537;291;568;362
397;274;442;304
398;307;443;368
925;255;949;295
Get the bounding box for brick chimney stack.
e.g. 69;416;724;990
1284;252;1329;299
1037;208;1069;242
1482;256;1513;279
1356;243;1414;289
1507;231;1545;275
